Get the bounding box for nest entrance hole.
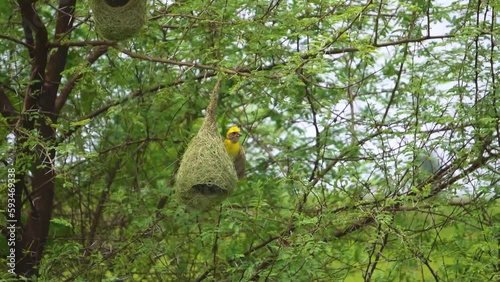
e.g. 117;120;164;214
105;0;130;7
192;184;228;196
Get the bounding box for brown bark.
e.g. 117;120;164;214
14;0;76;277
0;87;17;124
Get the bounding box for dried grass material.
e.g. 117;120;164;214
175;81;238;210
175;121;238;210
92;0;147;41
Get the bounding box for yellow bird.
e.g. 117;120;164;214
224;126;246;179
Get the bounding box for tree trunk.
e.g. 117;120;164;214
13;0;75;277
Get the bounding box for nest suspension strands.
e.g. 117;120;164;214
91;0;147;41
175;81;238;210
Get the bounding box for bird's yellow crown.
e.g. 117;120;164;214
226;126;241;138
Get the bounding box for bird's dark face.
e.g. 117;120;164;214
228;132;241;143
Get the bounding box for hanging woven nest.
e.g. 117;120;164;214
175;81;238;210
91;0;147;41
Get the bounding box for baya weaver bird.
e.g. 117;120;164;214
224;126;246;179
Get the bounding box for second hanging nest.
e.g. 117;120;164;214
175;81;238;211
91;0;147;41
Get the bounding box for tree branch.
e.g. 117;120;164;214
56;72;217;145
43;0;76;115
324;34;456;55
311;131;384;186
86;160;121;253
49;40;116;48
17;0;49;112
0;34;34;51
55;45;109;114
113;44;259;78
0;87;17;123
46;34;458;85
